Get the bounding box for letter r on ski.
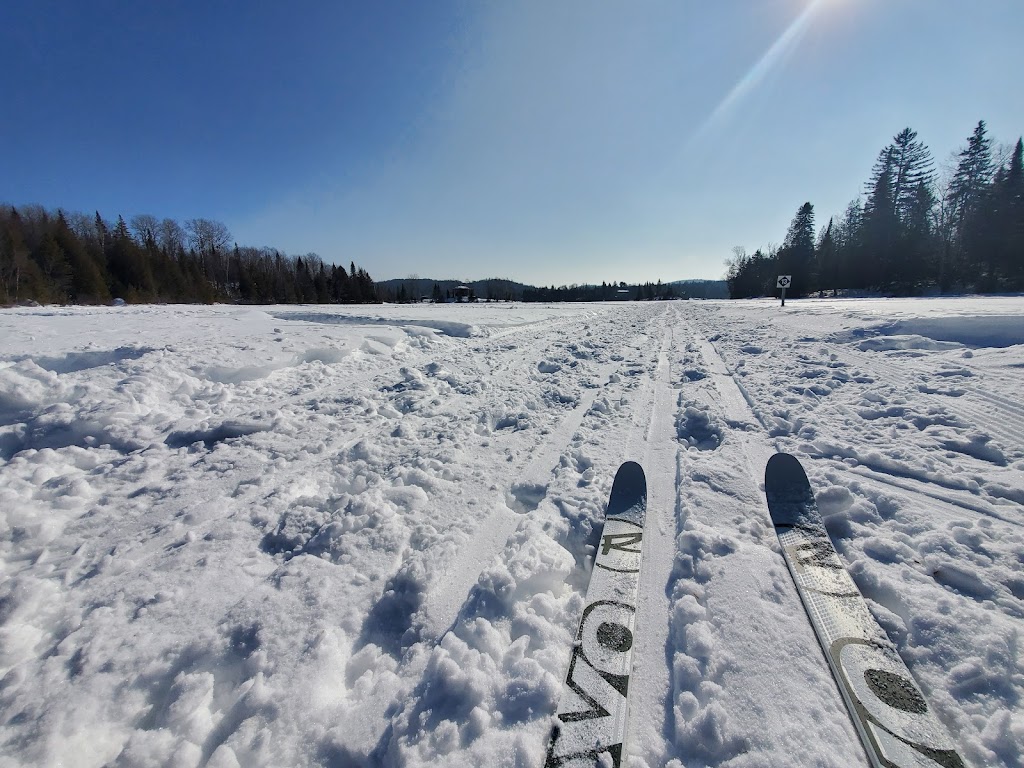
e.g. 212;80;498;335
601;532;643;555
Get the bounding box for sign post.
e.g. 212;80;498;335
777;275;792;307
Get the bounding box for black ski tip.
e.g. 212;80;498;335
607;461;646;523
614;460;646;488
765;452;808;490
764;453;816;527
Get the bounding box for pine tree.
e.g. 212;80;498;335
947;120;995;285
55;211;110;304
992;138;1024;287
31;233;72;302
833;198;863;290
894;181;936;293
1;209;32;303
779;202;815;296
889;128;935;224
815;218;838;295
862;148;898;288
107;215;156;300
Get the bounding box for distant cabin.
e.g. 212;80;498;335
454;285;472;302
616;289;630;300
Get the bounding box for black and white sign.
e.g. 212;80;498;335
777;275;792;289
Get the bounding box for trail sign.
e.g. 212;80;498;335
777;275;792;307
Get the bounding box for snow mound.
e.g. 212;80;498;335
275;311;479;338
856;334;962;352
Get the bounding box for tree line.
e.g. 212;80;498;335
0;205;378;306
523;281;683;302
727;121;1024;298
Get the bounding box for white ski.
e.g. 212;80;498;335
765;453;964;768
545;461;647;768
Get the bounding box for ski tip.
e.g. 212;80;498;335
764;452;808;489
615;460;645;485
608;461;646;521
610;462;643;493
764;453;816;526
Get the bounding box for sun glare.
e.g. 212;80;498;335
687;1;825;148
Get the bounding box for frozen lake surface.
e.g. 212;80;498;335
1;297;1022;767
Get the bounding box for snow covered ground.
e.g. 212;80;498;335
0;297;1021;768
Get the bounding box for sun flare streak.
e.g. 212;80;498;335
688;0;825;148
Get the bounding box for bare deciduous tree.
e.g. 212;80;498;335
129;214;160;246
157;218;186;256
185;218;231;255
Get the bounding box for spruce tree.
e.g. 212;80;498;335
863;148;898;288
947;120;995;285
993;138;1024;287
815;218;838;296
889;128;935;223
833;198;863;290
55;211;110;304
31;233;72;302
779;202;815;296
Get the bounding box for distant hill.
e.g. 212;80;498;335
667;279;729;299
377;278;529;302
377;277;728;302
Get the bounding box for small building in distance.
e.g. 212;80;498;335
454;285;473;302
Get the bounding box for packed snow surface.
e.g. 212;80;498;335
1;297;1022;767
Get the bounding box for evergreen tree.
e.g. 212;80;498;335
55;211;110;304
895;180;936;293
947;120;995;285
31;233;71;302
992;138;1024;287
889;128;935;223
833;198;863;290
1;209;33;302
778;202;815;296
331;264;350;303
314;263;329;303
815;218;838;296
106;215;156;300
862;147;898;288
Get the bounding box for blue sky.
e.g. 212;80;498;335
3;1;1023;285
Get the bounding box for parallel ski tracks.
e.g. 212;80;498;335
335;305;675;760
621;303;683;766
700;322;1024;478
38;309;636;642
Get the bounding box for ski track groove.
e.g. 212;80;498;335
337;305;671;760
7;305;640;767
622;303;679;767
417;325;651;641
839;463;1023;527
693;310;1024;515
